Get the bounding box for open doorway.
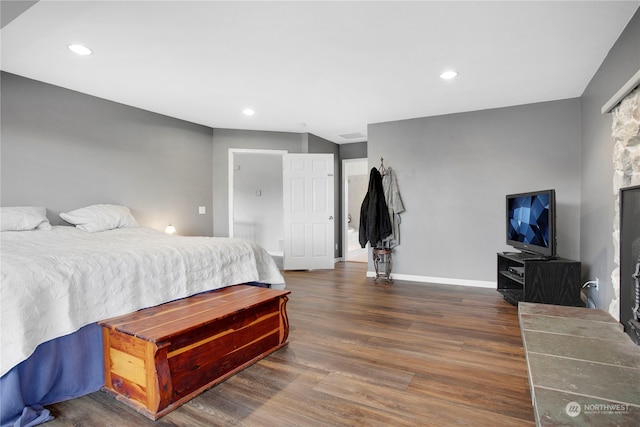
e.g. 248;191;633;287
229;149;335;270
229;149;286;267
342;158;368;262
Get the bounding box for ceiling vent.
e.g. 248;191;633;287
339;132;367;140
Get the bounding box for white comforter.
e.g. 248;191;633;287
0;226;285;376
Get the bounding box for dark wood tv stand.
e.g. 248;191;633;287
497;252;582;306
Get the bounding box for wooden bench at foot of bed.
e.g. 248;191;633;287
98;285;290;420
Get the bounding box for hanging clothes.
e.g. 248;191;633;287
359;167;392;248
382;167;405;248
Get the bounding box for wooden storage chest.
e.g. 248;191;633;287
99;285;290;419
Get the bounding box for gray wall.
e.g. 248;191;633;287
340;141;367;160
0;1;38;28
580;8;640;312
1;74;343;255
1;72;214;236
368;99;582;283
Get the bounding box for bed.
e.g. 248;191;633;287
0;205;285;427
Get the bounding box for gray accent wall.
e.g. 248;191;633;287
0;1;38;29
340;141;367;160
580;8;640;312
368;99;582;283
1;72;214;236
1;74;343;255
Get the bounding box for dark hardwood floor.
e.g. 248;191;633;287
47;262;535;426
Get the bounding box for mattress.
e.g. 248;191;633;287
0;226;285;377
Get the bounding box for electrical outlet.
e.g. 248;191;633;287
198;206;206;215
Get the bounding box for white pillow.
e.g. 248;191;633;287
60;204;138;232
0;206;52;231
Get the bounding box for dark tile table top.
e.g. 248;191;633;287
518;302;619;322
518;302;640;427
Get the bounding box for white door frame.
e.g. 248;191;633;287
342;158;368;261
228;149;287;239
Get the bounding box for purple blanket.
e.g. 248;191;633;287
0;323;103;427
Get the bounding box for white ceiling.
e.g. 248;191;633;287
2;1;639;143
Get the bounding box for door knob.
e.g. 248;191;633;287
329;216;334;220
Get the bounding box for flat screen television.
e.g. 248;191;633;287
506;189;556;258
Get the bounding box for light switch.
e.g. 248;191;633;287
198;206;206;215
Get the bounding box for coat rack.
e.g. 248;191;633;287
360;156;402;284
373;247;393;283
379;157;388;176
374;157;392;283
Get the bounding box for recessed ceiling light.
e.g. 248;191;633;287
440;70;458;80
68;44;93;56
243;108;255;116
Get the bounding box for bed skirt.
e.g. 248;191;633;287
0;323;103;427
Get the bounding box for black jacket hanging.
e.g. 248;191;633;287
359;167;392;248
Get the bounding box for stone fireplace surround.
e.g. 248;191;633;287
611;85;640;321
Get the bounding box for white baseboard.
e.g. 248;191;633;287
366;271;495;289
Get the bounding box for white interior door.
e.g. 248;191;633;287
283;153;335;270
